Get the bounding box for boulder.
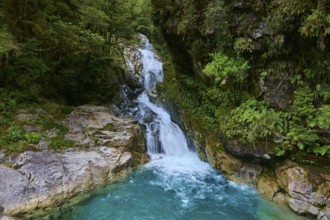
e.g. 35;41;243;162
226;140;275;159
0;147;137;217
0;105;147;218
63;105;145;153
230;163;262;184
276;160;330;218
257;174;280;201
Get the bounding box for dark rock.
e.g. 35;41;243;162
109;104;122;117
260;72;294;110
251;22;270;39
226;140;275;159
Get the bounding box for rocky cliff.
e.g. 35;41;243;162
0;105;147;219
150;0;330;219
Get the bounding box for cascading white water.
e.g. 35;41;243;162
135;38;191;157
61;36;309;220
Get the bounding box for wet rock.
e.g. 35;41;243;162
124;45;143;79
208;149;242;177
276;161;330;218
109;104;122;117
273;192;287;206
288;199;320;216
257;174;280;201
260;72;294;110
0;104;147;218
226;140;275;159
230;163;262;184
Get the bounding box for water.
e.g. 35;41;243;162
62;37;308;220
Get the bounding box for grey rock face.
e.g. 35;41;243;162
0;105;147;217
63;105;145;152
276;161;330;219
0;148;136;216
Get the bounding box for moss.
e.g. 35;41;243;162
290;152;330;171
103;123;117;131
48;136;76;151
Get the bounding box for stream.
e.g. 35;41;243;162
62;37;308;220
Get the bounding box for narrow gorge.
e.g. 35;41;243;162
1;0;330;219
56;36;312;220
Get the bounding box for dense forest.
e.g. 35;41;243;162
0;0;153;104
151;0;330;159
0;0;330;160
0;0;154;153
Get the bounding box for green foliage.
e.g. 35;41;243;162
39;118;68;134
290;87;316;123
2;39;48;101
286;126;319;150
234;37;255;54
204;52;250;85
24;132;42;144
224;98;284;143
5;126;24;143
1;0;155;105
308;105;330;129
152;0;330;159
49;136;75;151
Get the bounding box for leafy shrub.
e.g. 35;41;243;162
24;132;42;144
5;126;24;143
286;126;319;150
49;136;75;151
224;98;284;144
204;52;250;86
234;37;255;54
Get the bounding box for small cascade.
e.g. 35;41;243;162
132;37;190;157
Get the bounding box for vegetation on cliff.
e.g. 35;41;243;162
0;0;154;153
0;0;154;104
151;0;330;158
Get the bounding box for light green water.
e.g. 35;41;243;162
61;155;309;220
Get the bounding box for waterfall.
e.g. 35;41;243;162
133;37;191;157
62;35;309;220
